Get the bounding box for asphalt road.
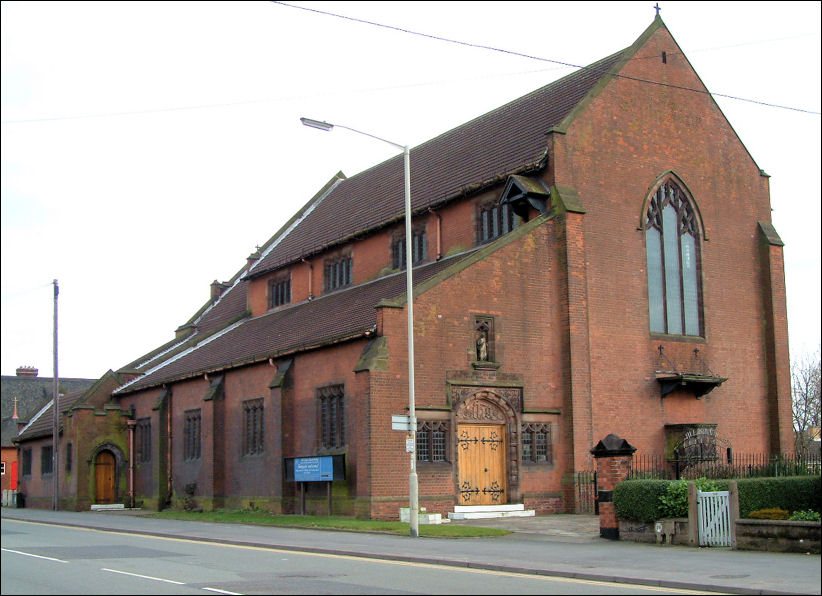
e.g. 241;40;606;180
1;508;820;595
2;518;715;595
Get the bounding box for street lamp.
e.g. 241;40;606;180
301;117;420;538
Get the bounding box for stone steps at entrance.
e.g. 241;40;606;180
90;504;125;511
448;504;536;520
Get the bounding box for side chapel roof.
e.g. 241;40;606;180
15;371;127;442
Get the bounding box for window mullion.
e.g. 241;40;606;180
677;219;687;335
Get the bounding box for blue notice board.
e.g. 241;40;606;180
284;454;345;482
293;456;334;482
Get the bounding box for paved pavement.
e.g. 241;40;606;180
2;507;819;595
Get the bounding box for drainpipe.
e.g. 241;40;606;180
430;208;442;260
166;388;172;507
126;418;136;508
303;258;313;299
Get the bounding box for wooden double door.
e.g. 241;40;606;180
456;424;507;506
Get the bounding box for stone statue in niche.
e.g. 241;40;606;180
476;333;488;361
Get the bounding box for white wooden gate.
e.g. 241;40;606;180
697;490;731;547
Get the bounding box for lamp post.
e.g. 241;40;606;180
301;117;419;537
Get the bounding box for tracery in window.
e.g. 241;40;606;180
644;179;703;336
417;421;448;463
521;423;552;463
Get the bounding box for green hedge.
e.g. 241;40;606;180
612;475;821;522
613;479;669;522
732;476;820;518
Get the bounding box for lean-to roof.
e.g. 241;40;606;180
118;252;469;393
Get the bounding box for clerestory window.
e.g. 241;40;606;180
324;255;352;292
268;275;291;309
393;226;427;270
478;201;519;244
644;179;703;336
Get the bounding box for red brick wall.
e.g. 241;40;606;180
552;24;790;462
112;23;790;519
368;217;568;517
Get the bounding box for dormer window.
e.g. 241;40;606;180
392;226;427;270
324;254;352;292
268;274;291;309
499;175;550;221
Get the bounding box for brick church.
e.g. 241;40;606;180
14;16;793;516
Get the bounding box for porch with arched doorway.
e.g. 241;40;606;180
90;445;124;506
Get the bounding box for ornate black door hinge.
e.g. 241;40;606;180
459;481;480;503
482;481;505;502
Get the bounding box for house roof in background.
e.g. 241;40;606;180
13;389;88;442
1;375;97;446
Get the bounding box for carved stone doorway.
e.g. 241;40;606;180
452;387;522;505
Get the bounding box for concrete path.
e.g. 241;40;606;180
2;508;819;595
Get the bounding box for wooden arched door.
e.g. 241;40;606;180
94;450;116;504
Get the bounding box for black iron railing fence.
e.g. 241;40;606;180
629;452;822;480
574;470;597;514
572;453;819;513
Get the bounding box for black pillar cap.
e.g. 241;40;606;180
590;434;637;458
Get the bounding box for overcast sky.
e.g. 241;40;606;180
1;1;820;380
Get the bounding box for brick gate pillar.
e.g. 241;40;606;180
591;434;636;540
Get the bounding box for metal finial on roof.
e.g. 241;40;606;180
654;3;661;17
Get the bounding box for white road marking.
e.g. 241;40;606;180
1;548;68;563
101;567;185;584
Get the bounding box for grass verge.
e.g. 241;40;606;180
147;510;511;537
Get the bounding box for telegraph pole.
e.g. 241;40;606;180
52;279;59;510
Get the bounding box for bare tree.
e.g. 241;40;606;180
792;348;821;459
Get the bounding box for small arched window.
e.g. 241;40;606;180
644;179;702;336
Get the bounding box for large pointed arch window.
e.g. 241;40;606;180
644;179;702;336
